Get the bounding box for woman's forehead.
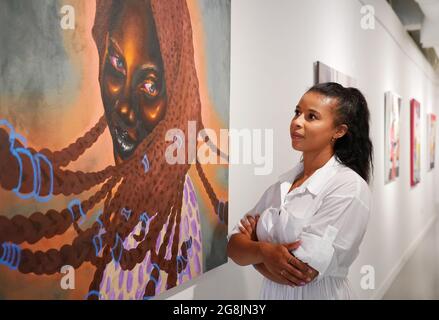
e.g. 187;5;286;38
298;92;338;113
108;2;160;65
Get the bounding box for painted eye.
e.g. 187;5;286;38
109;55;126;75
140;78;160;98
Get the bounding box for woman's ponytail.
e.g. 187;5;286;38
307;83;374;183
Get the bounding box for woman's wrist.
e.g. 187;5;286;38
253;263;270;279
256;241;268;264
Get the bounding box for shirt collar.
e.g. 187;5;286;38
278;155;340;196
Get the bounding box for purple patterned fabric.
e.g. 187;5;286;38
138;263;144;285
126;272;133;293
191;219;198;235
118;271;125;289
189;191;197;207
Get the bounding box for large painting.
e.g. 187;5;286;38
0;0;230;300
384;91;401;184
314;61;356;87
428;113;436;171
410;99;421;186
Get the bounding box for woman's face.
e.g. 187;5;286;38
101;0;167;164
290;91;344;153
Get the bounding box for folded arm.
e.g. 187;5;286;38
227;215;318;286
293;193;370;281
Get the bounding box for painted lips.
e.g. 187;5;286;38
113;126;137;159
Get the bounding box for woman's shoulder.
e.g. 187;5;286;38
326;163;371;207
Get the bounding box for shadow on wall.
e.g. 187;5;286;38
206;223;228;271
157;259;253;299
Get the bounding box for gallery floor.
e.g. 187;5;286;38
383;215;439;299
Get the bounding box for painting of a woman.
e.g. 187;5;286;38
0;0;229;300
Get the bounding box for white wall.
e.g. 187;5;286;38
159;0;439;299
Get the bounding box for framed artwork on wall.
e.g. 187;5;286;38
313;61;356;87
384;91;401;184
410;99;421;186
428;113;436;171
0;0;230;300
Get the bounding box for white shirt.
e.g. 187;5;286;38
229;155;371;299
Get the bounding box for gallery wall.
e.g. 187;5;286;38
159;0;439;299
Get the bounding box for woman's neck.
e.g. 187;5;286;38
302;148;334;178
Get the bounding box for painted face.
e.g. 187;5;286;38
101;0;167;163
290;91;340;152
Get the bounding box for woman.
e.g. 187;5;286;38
227;82;373;300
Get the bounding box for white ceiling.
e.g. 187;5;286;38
390;0;439;73
415;0;439;56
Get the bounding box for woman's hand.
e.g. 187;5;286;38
259;241;317;287
238;215;259;241
286;249;319;283
253;263;293;286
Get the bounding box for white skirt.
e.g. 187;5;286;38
260;276;356;300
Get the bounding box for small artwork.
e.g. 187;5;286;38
428;113;436;170
410;99;421;186
314;61;356;87
384;91;401;184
